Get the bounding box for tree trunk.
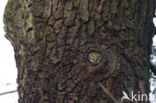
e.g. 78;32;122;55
4;0;156;103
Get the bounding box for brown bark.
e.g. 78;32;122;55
3;0;156;103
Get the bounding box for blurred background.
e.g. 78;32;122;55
0;0;18;103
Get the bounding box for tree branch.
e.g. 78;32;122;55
99;82;121;103
0;90;17;96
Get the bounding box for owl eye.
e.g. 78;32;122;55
88;51;102;65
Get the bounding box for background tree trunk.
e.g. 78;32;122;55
4;0;156;103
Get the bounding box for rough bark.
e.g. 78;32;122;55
3;0;156;103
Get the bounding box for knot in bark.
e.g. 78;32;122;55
88;51;102;65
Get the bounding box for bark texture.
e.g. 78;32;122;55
3;0;156;103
